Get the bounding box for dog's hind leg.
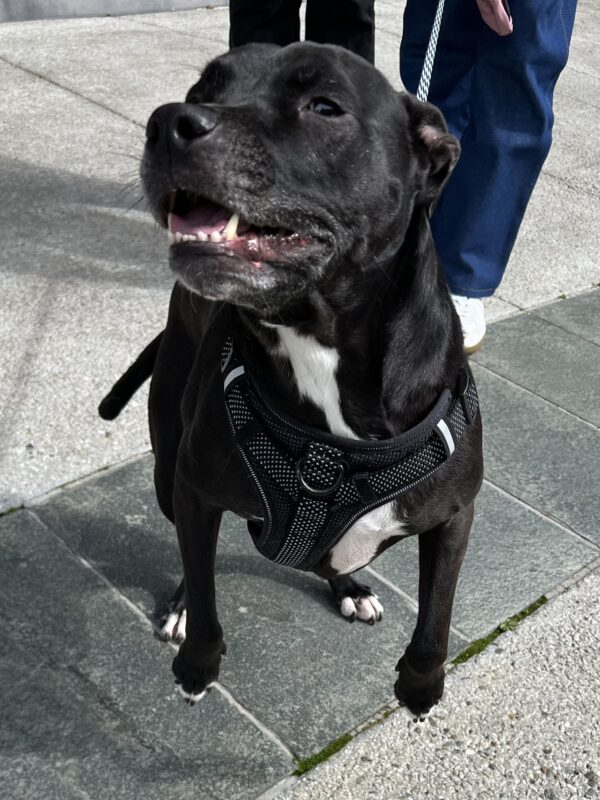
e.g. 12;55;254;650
394;503;473;717
171;481;225;705
328;575;384;625
149;322;196;523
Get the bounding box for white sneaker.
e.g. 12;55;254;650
450;294;486;353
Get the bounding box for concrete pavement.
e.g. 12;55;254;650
1;2;600;798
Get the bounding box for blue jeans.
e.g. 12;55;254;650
400;0;578;297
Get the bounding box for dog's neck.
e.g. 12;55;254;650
235;211;463;439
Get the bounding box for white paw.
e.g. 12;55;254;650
340;594;383;624
161;609;187;643
177;681;216;706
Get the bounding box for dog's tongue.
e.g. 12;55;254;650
168;202;231;236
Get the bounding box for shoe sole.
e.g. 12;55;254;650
464;337;484;355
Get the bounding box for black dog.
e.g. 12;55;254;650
100;42;483;715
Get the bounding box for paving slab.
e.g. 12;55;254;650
373;480;599;641
533;288;600;346
278;566;600;800
0;510;293;800
32;455;438;758
473;306;600;428
472;363;600;547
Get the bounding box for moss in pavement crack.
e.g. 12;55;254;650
452;595;548;667
293;733;353;776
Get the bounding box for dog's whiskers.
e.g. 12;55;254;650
124;195;147;214
115;179;144;200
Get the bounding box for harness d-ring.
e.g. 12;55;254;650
296;458;345;498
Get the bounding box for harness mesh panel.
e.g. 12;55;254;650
222;339;479;571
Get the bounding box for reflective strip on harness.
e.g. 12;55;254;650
222;338;479;571
436;418;455;455
224;365;245;391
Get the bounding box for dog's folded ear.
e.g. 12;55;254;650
401;93;460;214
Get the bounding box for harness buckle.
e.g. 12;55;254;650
296;457;345;498
457;368;474;425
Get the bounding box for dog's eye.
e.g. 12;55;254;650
305;97;344;117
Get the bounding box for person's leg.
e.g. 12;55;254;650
427;0;578;297
305;0;375;63
229;0;301;49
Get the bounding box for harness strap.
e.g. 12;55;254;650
222;338;478;571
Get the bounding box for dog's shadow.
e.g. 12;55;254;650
154;548;344;625
0;155;169;290
33;457;348;637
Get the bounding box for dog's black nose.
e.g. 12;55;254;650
145;103;218;149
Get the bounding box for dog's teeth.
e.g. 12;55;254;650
197;231;208;242
174;232;183;243
223;212;240;241
168;212;173;232
210;231;223;243
168;231;175;244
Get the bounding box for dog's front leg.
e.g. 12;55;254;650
395;503;474;716
171;479;224;704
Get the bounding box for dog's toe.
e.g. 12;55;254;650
340;593;383;624
160;609;187;643
177;681;215;706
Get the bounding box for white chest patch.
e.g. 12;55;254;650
273;325;406;574
275;326;358;439
329;502;405;575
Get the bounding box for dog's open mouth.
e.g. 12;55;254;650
164;190;312;264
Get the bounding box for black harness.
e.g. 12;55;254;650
222;339;479;571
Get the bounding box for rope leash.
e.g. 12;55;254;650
415;0;446;102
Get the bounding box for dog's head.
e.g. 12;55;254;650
142;43;459;315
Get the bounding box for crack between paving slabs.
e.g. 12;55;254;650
541;167;600;201
471;360;600;433
529;302;600;350
482;477;600;551
23;450;153;510
0;55;144;129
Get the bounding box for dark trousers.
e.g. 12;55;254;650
401;0;578;296
229;0;375;63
